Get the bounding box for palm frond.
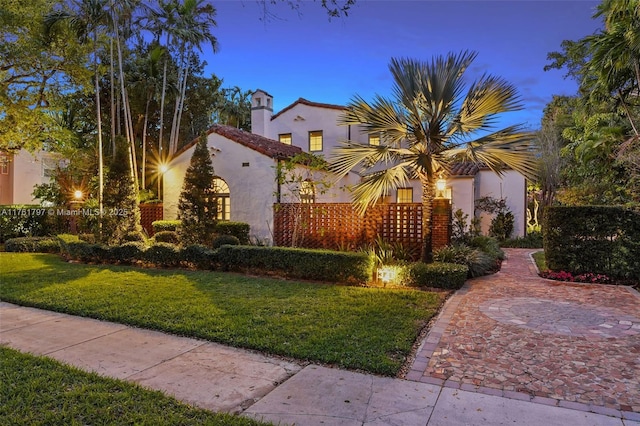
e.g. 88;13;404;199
450;74;523;135
340;95;409;146
444;126;539;180
350;166;411;214
329;142;411;176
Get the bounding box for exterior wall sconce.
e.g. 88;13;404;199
435;177;447;198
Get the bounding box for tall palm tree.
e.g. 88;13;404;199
149;0;218;156
330;51;537;262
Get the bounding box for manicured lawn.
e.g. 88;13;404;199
0;253;445;376
0;347;267;425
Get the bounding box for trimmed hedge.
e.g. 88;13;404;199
144;243;181;267
212;234;240;249
405;262;469;290
543;206;640;280
4;237;60;253
151;220;182;233
181;244;218;269
217;245;374;284
214;221;250;244
154;231;180;244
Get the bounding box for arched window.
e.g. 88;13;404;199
212;177;230;220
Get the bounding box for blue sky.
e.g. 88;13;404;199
201;0;602;130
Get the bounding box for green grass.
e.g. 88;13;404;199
0;347;267;425
0;253;445;376
532;250;547;272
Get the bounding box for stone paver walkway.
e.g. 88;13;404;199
406;249;640;419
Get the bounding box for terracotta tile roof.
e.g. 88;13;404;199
449;162;480;176
271;98;348;120
174;124;303;161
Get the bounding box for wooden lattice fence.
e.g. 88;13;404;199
139;203;163;236
273;203;431;255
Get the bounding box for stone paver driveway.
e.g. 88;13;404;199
406;249;640;418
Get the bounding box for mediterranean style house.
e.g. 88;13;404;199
163;89;527;244
249;89;527;238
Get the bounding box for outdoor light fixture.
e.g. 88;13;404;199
377;266;397;286
158;163;168;201
436;177;447;198
73;190;83;200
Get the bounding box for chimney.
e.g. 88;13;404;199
251;89;273;137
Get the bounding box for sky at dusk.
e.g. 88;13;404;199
200;0;603;130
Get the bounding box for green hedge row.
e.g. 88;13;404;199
405;262;469;290
543;206;640;280
8;234;470;288
4;236;60;253
54;236;371;285
151;220;250;245
217;245;374;285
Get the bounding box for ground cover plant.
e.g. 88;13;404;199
0;253;445;376
533;250;639;291
0;347;267;426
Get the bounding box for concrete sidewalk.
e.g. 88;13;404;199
1;302;634;425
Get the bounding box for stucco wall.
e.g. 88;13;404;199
268;104;369;159
10;150;58;204
450;177;475;227
164;133;282;244
476;170;526;238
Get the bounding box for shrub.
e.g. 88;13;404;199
217;245;373;284
214;221;250;244
109;242;146;264
501;231;543;248
5;237;60;253
434;244;496;278
0;205;50;242
78;233;96;244
469;236;505;260
154;231;180;244
144;243;180;267
405;262;468;289
122;231;146;243
211;234;240;249
544;206;640;280
152;220;182;233
181;244;218;269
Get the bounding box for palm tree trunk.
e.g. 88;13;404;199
420;177;436;263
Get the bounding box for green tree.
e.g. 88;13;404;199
0;0;89;152
330;52;537;262
177;133;217;245
102;140;142;244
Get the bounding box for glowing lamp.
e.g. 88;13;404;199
73;190;83;200
378;266;397;285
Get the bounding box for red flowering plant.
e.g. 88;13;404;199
540;270;614;284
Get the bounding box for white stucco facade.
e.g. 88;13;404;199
476;169;527;237
162;125;356;244
250;90;529;238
